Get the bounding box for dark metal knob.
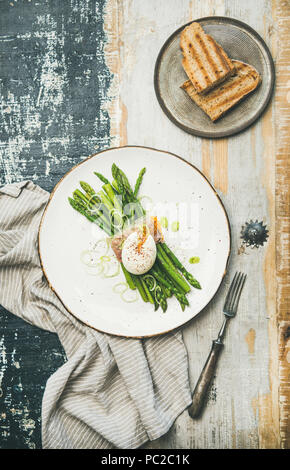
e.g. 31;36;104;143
241;220;268;248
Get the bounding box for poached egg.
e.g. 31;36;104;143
122;231;156;275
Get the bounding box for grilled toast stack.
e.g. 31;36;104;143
180;22;261;121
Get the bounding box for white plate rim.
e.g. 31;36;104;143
38;145;232;338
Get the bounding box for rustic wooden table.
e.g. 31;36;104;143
0;0;289;449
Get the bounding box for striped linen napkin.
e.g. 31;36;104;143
0;181;192;449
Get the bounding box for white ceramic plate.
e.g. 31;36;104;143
39;146;231;337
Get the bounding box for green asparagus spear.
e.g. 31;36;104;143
156;259;189;295
153;263;172;297
78;184;115;230
94;172;109;185
73;190;111;229
161;243;201;289
180;302;186;312
112;164;133;194
156;252;191;294
97;190;114;212
134;167;146;197
68;198;111;235
157;244;176;271
111;164;124;191
143;275;159;305
141;277;154;304
112;165;127;206
121;263;136;290
151;267;189;306
132;274;148;302
72;192;89;209
153;265;188;310
73;189;95;208
112;179;119;193
154;285;167;312
79;181;98;200
112;163;144;218
102;183;123;215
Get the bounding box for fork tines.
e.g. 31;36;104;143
223;272;247;315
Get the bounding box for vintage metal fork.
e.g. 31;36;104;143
188;271;247;419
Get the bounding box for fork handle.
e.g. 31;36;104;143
188;340;224;419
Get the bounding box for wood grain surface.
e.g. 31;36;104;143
0;0;289;449
104;0;289;449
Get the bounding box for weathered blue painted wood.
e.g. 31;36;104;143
0;305;66;449
0;0;112;448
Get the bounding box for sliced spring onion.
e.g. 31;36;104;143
91;238;110;256
122;214;130;226
143;274;156;292
171;221;179;232
160;217;168;229
139;195;152;203
189;256;200;264
88;193;99;202
81;241;118;278
121;288;138;303
155;285;162;305
110;208;122;217
85;264;104;276
80;250;102;267
100;255;111;262
113;282;128;294
89;197;102;211
102;260;120;278
110;208;123;229
113;282;138;302
138;195;153;210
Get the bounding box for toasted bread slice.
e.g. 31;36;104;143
180;22;235;94
181;60;261;121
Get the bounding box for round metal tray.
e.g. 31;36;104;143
154;16;275;138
